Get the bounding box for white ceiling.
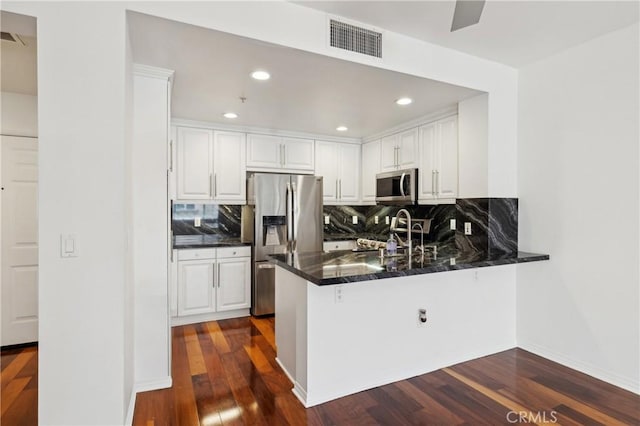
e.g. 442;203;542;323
0;11;37;95
128;12;482;139
297;0;640;67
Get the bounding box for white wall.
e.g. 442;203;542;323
0;92;37;137
458;93;489;198
517;23;640;394
3;2;129;424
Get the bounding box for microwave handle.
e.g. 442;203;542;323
400;172;406;197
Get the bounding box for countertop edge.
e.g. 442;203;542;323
269;252;550;286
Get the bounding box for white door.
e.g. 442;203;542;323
398;128;418;169
419;123;437;201
213;131;246;202
380;134;398;171
436;116;459;199
246;134;282;169
283;138;314;171
176;127;213;200
361;140;380;203
315;141;338;203
216;257;251;311
1;136;38;346
178;260;216;316
337;143;360;202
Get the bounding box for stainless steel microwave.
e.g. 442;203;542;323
375;168;418;205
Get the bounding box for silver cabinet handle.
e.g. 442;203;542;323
169;139;173;172
435;170;440;196
209;173;213;197
432;170;436;196
213;173;217;197
217;263;221;288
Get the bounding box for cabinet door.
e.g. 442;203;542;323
361;140;380;203
337;143;361;202
213;131;246;202
398;128;418;169
380;134;399;171
216;257;251;311
418;123;437;201
246;134;282;169
283;137;314;171
176;127;213;200
315;141;339;203
436;116;458;199
178;260;215;316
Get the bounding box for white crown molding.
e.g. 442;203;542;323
171;117;362;145
363;105;458;143
133;64;175;82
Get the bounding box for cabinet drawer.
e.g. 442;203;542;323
217;246;251;259
177;248;216;261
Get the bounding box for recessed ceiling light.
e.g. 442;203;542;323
396;97;413;106
223;112;238;119
336;126;348;132
251;70;270;80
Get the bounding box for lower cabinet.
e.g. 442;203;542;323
173;246;251;324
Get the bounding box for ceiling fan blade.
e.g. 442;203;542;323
451;0;486;32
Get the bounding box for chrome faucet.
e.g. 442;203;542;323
394;209;412;256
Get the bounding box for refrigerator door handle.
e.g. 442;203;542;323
286;181;293;247
291;181;297;251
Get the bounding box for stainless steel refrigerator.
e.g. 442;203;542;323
243;173;323;316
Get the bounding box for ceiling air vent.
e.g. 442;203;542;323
330;19;382;58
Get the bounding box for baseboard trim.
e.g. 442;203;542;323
171;309;250;326
518;341;640;395
125;376;173;425
274;357;295;384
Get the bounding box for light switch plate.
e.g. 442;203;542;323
374;216;379;224
60;234;78;258
385;216;390;225
324;215;330;225
352;215;358;224
194;217;201;227
464;222;472;235
450;219;456;230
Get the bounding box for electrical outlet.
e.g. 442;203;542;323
450;258;456;266
417;308;428;327
324;215;330;225
374;216;379;224
352;215;358;224
450;219;456;230
385;216;390;225
334;285;344;303
194;217;201;227
464;222;472;235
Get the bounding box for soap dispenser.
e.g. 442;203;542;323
386;233;397;256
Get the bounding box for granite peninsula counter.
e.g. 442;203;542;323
271;247;549;408
269;248;549;285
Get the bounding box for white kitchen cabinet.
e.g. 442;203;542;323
175;127;246;203
216;257;251;311
213;131;246;202
361;139;380;203
178;259;216;316
419;115;459;203
315;140;360;205
247;133;314;172
174;246;251;324
176;127;213;200
380;128;418;172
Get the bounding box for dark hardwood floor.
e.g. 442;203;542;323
2;318;638;425
1;344;38;425
133;317;640;425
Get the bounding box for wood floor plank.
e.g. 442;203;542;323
1;348;35;390
183;324;207;376
206;320;231;354
250;316;276;350
1;376;31;415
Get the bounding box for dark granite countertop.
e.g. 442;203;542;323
173;235;250;249
269;247;549;285
324;233;386;242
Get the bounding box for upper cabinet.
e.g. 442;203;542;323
418;115;458;203
315;141;360;205
246;134;314;173
175;126;246;203
380;128;418;172
361;139;381;203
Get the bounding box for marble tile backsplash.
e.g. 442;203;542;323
172;204;242;238
455;198;518;255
